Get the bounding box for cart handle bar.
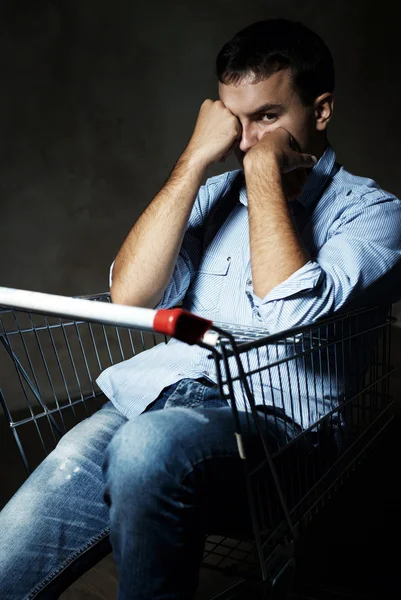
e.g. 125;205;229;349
0;287;216;346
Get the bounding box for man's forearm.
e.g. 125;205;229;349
111;151;207;307
246;162;309;299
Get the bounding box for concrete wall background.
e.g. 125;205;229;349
0;0;400;297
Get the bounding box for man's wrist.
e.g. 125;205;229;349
180;146;211;173
243;149;281;176
244;152;283;189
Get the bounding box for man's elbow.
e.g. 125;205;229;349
110;284;128;306
110;284;161;308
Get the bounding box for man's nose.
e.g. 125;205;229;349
239;127;258;154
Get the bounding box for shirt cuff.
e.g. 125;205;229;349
248;260;323;306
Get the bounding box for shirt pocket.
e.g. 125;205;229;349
187;254;232;314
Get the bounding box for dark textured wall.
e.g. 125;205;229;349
1;0;401;492
0;0;400;296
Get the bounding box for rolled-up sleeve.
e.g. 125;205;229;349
248;192;401;333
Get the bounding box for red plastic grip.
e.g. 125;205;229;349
153;309;213;344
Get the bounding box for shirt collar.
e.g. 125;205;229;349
237;144;337;211
297;143;337;212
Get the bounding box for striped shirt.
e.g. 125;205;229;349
97;145;401;426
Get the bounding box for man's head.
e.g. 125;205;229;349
216;19;335;162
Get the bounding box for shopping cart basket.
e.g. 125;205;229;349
0;287;395;599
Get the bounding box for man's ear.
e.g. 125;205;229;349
314;93;334;131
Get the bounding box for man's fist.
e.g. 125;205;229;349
185;100;242;167
244;127;317;174
243;128;317;201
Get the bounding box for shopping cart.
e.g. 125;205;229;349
0;287;396;599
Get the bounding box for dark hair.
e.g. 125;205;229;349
216;19;335;106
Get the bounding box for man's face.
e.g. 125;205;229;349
218;69;316;165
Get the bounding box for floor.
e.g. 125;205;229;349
1;327;401;599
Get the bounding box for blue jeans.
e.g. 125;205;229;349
0;378;297;599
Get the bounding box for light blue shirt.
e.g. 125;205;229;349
97;145;401;426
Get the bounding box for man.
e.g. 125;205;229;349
1;18;400;600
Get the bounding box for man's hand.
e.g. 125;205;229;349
243;128;317;200
244;127;317;173
184;100;242;168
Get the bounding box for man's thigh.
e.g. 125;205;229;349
106;404;262;538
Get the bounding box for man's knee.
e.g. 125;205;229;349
103;408;211;495
105;411;179;476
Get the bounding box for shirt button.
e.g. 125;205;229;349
227;256;231;261
246;278;252;285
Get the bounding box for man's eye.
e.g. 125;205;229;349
260;113;277;122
